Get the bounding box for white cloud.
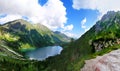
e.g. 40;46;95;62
81;18;89;32
0;0;67;30
72;0;120;15
59;24;78;38
63;24;74;31
61;31;79;38
0;14;22;24
81;18;86;29
85;28;89;32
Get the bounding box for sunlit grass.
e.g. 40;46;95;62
19;43;36;52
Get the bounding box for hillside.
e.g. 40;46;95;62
0;19;70;52
0;19;71;71
44;11;120;71
1;11;120;71
54;31;71;42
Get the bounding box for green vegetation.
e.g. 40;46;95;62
0;19;71;71
1;11;120;71
0;19;70;52
40;11;120;71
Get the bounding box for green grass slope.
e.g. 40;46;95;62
0;19;70;52
0;19;71;71
44;11;120;71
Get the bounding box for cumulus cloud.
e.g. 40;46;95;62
72;0;120;15
0;0;67;30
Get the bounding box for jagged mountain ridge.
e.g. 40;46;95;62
80;12;120;70
95;11;120;33
45;11;120;71
74;11;120;70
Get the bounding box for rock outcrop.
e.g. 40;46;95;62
81;49;120;71
91;38;120;52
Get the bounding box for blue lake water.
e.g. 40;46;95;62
26;46;63;61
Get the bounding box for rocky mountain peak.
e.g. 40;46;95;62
94;11;120;33
101;11;116;21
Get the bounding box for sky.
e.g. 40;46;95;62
0;0;120;38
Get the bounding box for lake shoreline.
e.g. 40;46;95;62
25;46;63;61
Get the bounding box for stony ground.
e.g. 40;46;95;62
81;49;120;71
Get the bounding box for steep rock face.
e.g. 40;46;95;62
81;49;120;71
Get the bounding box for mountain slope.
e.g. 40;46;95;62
45;11;120;71
54;31;71;42
0;19;70;52
1;11;120;71
0;19;71;71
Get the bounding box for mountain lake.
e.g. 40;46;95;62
26;46;63;61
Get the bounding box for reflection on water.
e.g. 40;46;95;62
26;46;63;61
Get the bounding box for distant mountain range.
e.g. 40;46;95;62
0;19;71;52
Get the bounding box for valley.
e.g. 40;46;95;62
1;11;120;71
1;0;120;71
